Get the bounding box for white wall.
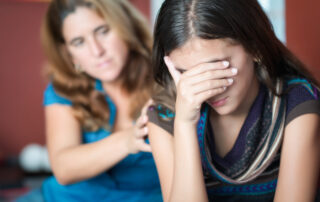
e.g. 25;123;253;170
258;0;286;43
150;0;164;27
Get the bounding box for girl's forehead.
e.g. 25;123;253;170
169;38;238;69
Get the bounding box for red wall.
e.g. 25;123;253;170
286;0;320;80
1;0;318;156
0;0;150;157
0;2;48;157
130;0;150;20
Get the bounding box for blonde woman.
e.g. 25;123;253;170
18;0;161;201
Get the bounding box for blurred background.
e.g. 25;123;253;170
0;0;319;200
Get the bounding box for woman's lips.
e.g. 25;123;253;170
98;59;112;68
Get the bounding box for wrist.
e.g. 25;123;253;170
118;130;132;155
175;116;199;126
173;119;198;139
174;117;198;128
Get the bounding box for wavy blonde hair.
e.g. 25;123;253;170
41;0;153;131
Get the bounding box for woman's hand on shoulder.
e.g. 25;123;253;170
124;114;151;154
124;99;154;154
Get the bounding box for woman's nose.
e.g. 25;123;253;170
88;37;105;57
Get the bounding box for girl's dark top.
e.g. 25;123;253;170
148;77;320;202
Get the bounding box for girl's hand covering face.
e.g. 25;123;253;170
164;56;237;124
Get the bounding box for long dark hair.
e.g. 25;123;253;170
152;0;317;106
42;0;153;131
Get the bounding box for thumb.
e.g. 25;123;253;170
164;56;181;86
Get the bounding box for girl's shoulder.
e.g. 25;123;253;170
147;104;175;135
283;77;320;125
284;77;319;98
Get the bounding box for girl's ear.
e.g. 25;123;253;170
252;50;263;64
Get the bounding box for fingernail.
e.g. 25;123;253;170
223;61;229;67
228;78;233;84
231;68;238;75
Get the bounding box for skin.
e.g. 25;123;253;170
46;7;151;185
63;7;129;84
148;37;320;202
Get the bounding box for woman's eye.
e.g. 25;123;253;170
70;39;84;47
98;26;109;35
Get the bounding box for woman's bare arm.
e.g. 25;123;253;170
46;104;149;185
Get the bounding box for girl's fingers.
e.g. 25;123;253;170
188;78;233;95
193;87;227;106
178;85;227;110
183;67;237;85
164;56;181;86
183;60;230;77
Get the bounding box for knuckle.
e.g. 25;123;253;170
215;69;223;76
205;72;213;79
220;87;226;92
200;65;205;72
205;71;211;78
218;79;225;86
223;79;229;86
206;81;212;87
213;88;221;94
